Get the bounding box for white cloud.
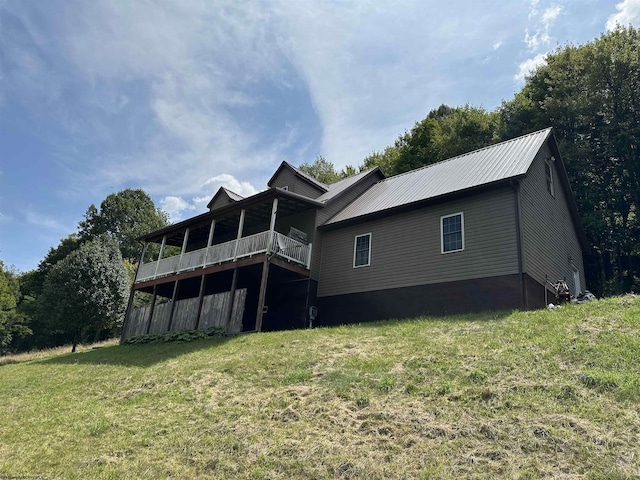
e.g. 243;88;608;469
524;4;562;51
515;53;547;81
0;212;10;224
493;41;503;50
542;5;563;29
159;174;259;223
202;174;258;198
606;0;640;30
159;196;195;223
25;210;67;232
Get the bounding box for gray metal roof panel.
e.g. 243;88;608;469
315;167;382;203
326;128;552;225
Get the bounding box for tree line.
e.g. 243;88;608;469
301;26;640;297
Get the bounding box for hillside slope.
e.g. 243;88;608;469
1;296;639;479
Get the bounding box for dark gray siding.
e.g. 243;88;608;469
209;195;233;211
519;144;585;296
309;174;382;280
270;168;325;199
318;187;519;297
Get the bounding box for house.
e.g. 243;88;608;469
121;127;587;340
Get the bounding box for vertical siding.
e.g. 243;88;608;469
318;187;519;297
310;175;382;280
519;144;585;295
270;168;325;199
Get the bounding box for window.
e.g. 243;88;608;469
353;233;371;267
441;213;464;253
281;185;289;191
545;158;555;197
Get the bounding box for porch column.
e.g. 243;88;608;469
121;242;147;342
154;235;167;278
139;242;148;266
178;227;190;270
145;285;158;334
166;280;180;332
224;267;239;333
268;198;278;253
203;219;216;267
233;209;246;260
255;259;270;332
194;274;207;330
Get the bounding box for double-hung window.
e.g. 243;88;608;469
441;213;464;253
353;233;371;268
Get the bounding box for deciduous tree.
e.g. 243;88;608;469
78;189;169;262
37;237;129;352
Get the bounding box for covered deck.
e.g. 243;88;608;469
122;189;321;340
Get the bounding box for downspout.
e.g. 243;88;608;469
512;181;526;309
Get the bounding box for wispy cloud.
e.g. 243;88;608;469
25;210;68;232
606;0;640;30
524;4;562;50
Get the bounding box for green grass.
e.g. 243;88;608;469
1;296;639;479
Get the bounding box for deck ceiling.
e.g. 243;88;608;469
146;196;316;247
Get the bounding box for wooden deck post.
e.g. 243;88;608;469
194;274;207;330
268;198;278;253
154;235;167;278
203;219;216;266
255;259;270;332
121;242;147;342
166;280;180;332
145;285;158;334
178;227;190;270
233;209;246;260
225;267;239;333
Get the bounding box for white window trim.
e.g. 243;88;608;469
440;212;465;254
545;159;555;197
281;185;289;191
353;233;372;268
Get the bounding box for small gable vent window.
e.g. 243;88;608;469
441;213;464;254
281;185;289;191
545;158;555;197
353;233;371;268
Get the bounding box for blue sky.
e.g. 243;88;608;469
1;0;638;272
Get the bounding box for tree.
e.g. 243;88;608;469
37;236;129;352
497;26;640;295
0;261;32;354
298;156;357;184
361;104;498;176
78;189;169;262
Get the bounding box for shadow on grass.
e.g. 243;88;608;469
39;335;232;368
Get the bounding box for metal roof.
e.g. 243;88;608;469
326;128;553;225
315;167;384;203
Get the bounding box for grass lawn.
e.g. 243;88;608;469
1;295;639;479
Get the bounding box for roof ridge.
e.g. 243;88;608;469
384;127;552;182
221;186;243;198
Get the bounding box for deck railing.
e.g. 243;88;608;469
135;230;311;283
